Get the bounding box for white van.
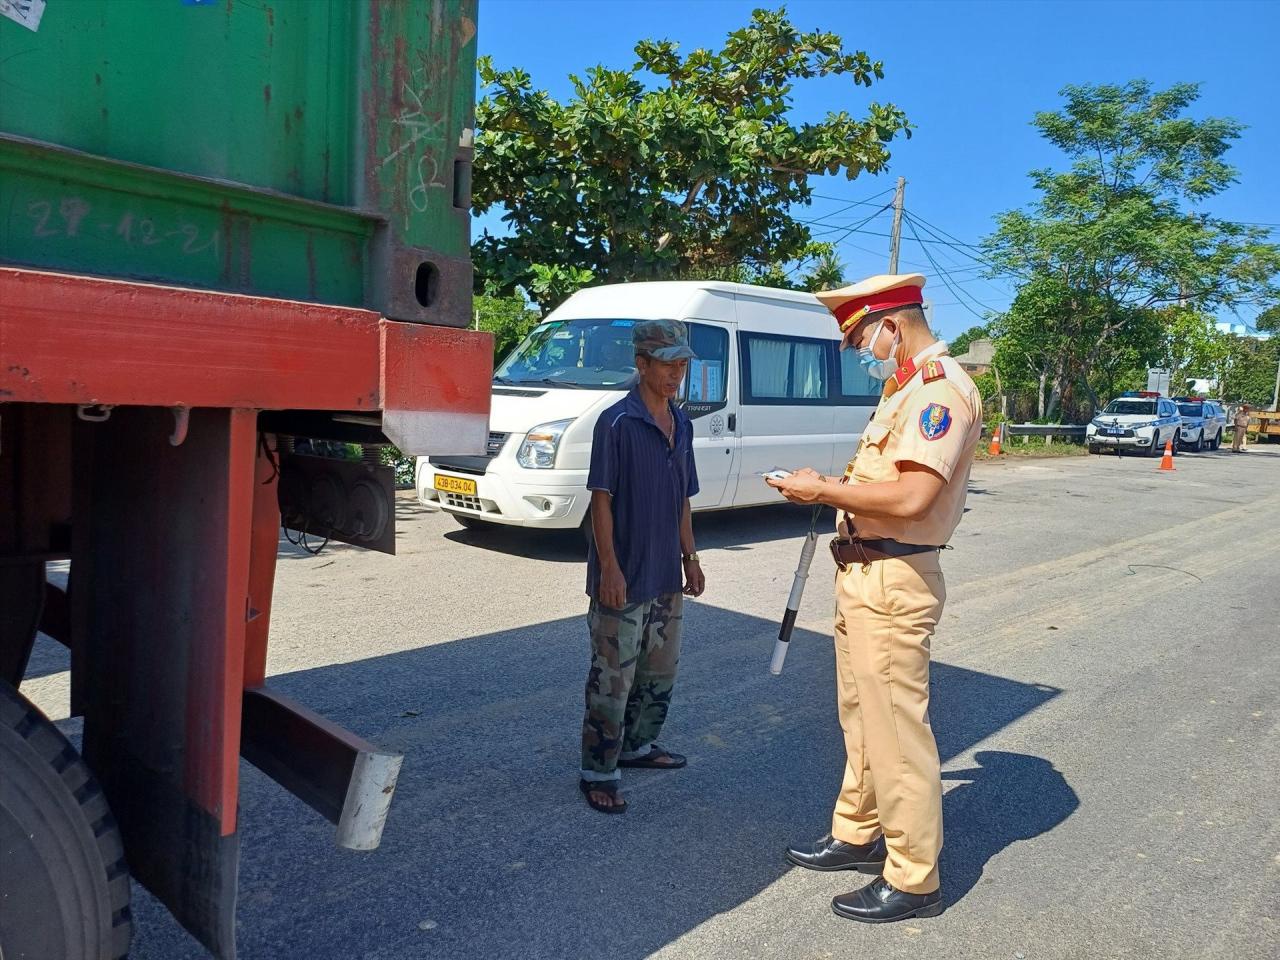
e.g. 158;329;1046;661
417;281;894;533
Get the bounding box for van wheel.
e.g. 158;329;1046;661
1210;430;1221;450
451;513;490;531
1192;431;1204;452
0;681;132;960
1088;443;1101;455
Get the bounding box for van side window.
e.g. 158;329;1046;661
838;348;880;402
741;333;828;404
682;323;729;405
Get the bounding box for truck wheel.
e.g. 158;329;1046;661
0;682;132;960
1192;431;1204;452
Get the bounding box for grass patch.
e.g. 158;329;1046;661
975;438;1088;461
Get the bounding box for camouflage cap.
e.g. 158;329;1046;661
633;318;697;361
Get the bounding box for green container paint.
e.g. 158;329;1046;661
0;0;477;325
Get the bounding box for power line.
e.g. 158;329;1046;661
794;188;895;229
904;216;998;321
808;203;895;248
809;189;898;208
901;210;1023;280
901;214;1022;304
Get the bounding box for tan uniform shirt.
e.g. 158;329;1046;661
839;341;982;546
1233;409;1251;428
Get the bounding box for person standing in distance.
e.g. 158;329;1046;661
578;319;706;814
767;274;981;922
1232;404;1251;452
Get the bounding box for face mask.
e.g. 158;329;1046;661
857;319;900;381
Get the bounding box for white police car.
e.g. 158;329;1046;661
1173;397;1227;452
1087;393;1182;456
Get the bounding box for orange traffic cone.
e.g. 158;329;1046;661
1158;439;1175;471
988;425;1003;456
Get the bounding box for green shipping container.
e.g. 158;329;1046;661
0;0;477;325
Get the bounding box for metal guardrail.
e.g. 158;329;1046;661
1005;423;1089;440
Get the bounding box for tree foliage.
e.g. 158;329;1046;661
475;294;541;362
1255;304;1280;332
982;81;1280;419
684;240;846;292
473;6;909;308
1216;334;1279;406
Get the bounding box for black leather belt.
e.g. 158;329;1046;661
830;537;941;568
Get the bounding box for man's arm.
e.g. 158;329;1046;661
679;498;704;597
591;489;627;608
767;463;945;520
771;378;973;521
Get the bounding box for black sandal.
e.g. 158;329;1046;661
579;778;627;814
618;746;687;770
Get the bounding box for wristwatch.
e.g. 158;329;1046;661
682;551;700;564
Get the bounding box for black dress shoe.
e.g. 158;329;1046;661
784;834;887;872
831;876;943;923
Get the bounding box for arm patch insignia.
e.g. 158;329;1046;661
919;402;952;440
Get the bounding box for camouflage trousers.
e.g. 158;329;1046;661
580;593;684;781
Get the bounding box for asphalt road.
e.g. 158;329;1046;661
21;444;1280;960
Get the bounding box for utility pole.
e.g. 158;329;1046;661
888;176;905;273
1271;348;1280;411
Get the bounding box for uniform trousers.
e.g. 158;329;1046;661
831;551;945;894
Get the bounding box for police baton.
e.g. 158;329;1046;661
769;505;823;675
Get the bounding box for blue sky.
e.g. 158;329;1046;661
476;0;1280;339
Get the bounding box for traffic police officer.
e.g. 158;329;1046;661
767;274;981;923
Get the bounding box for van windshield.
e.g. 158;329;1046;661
495;319;640;389
1177;403;1203;417
1102;400;1157;416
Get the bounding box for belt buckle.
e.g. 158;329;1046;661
829;537;847;571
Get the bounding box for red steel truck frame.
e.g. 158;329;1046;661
0;2;489;957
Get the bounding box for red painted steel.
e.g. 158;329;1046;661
0;267;491;416
243;439;282;689
206;408;255;831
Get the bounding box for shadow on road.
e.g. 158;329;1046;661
940;751;1079;905
121;604;1075;959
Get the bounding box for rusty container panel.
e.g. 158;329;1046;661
0;0;477;326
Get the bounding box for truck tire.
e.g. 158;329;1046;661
0;682;132;960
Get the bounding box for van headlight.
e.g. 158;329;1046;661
517;419;573;469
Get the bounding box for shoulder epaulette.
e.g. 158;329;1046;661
922;358;947;384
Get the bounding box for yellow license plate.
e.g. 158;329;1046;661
434;474;477;496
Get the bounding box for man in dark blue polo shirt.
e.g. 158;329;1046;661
578;318;705;814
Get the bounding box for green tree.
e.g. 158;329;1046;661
1217;334;1279;406
475;293;541;362
473;6;910;308
983;81;1280;418
1157;307;1230;394
690;240;846;292
1255;304;1280;332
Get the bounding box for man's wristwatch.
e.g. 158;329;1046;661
682;551;700;564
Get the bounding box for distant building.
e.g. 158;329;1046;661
952;337;994;375
1216;320;1272;340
